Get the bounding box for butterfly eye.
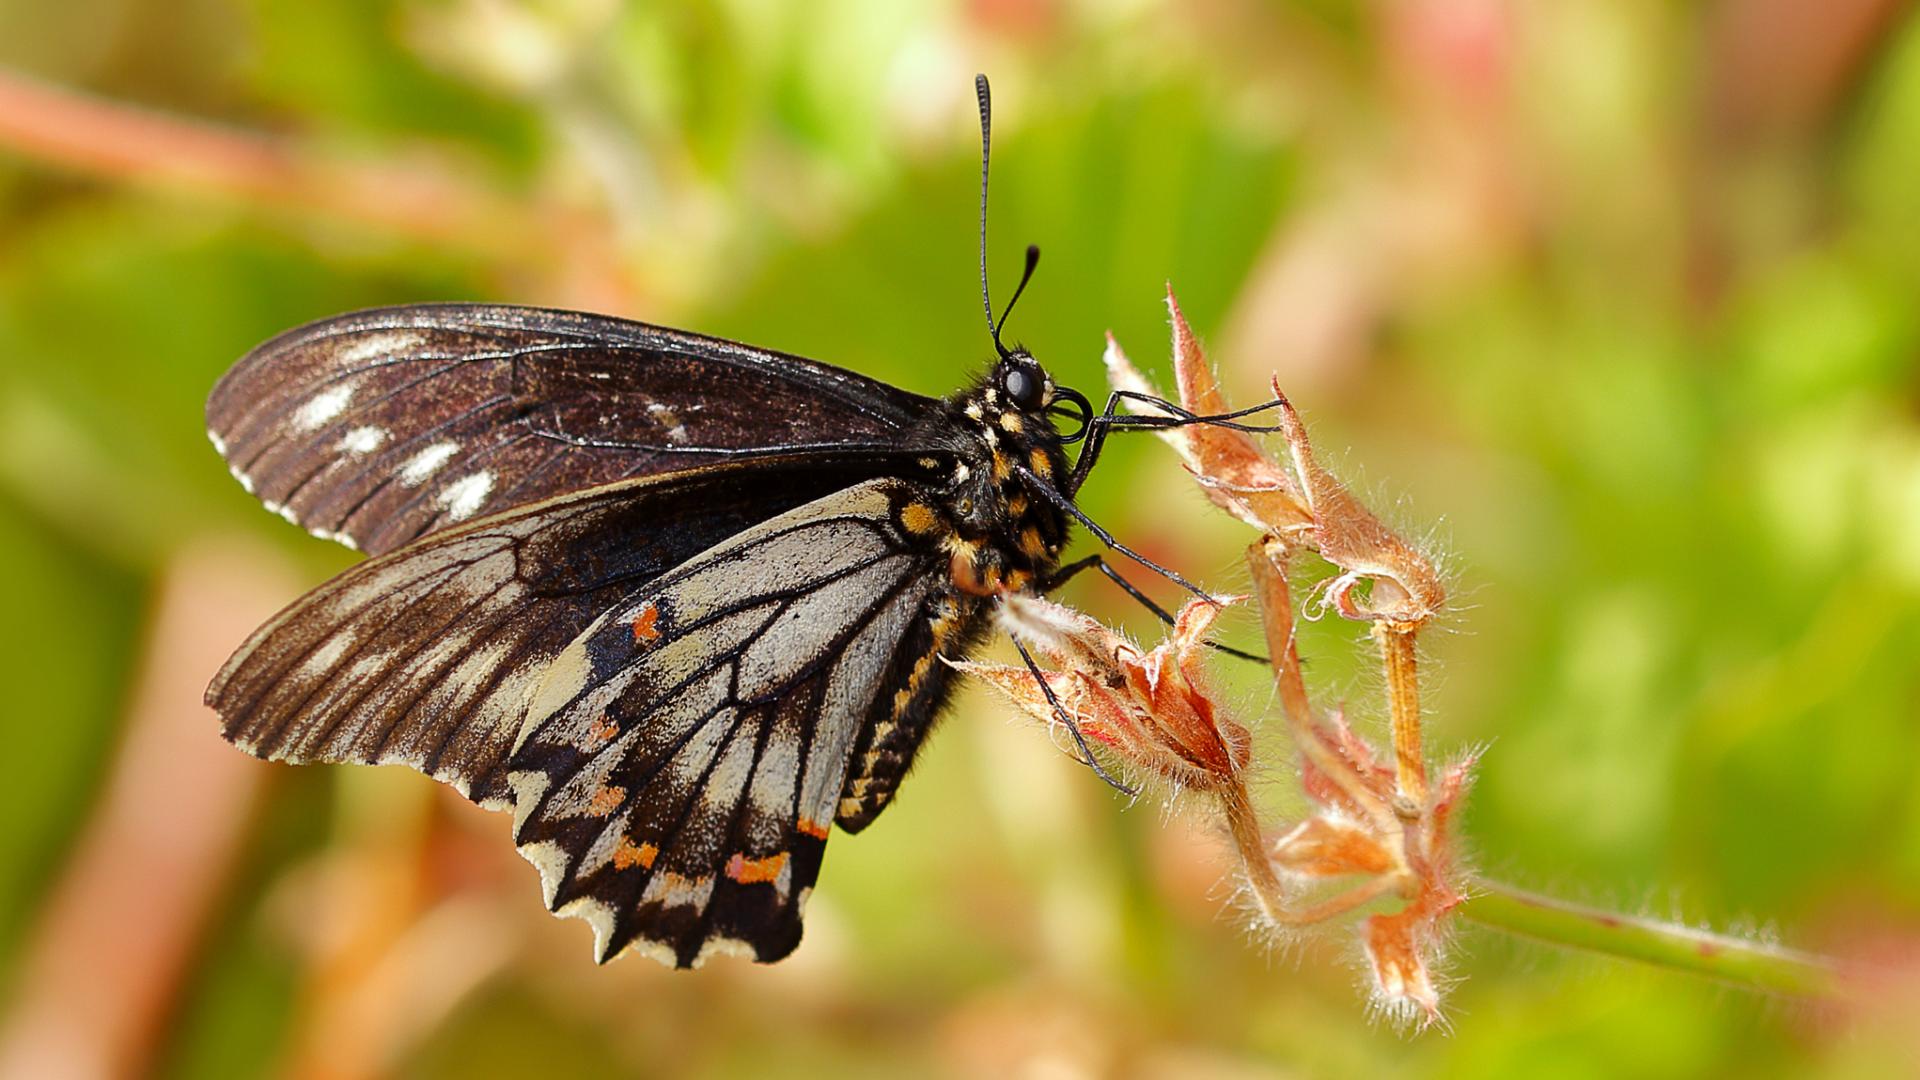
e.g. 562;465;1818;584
1002;364;1044;410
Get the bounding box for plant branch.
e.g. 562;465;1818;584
1374;623;1427;806
1457;878;1845;1000
0;67;617;273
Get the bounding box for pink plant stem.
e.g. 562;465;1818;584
0;67;625;286
0;540;298;1077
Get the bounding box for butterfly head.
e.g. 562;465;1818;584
989;347;1091;444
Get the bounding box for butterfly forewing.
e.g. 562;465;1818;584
206;304;936;556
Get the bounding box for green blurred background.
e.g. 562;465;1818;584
2;1;1918;1076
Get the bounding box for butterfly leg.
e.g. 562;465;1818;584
1041;555;1268;665
1015;463;1222;604
1063;389;1286;497
1008;633;1139;799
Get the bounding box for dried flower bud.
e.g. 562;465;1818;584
1269;384;1445;626
1269;816;1396;879
1102;291;1313;535
953;595;1252;793
1105;288;1443;626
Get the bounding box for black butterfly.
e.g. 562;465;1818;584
204;76;1261;968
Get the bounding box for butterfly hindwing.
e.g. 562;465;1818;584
207;456;975;967
507;476;967;966
206;304;938;556
204;453;937;810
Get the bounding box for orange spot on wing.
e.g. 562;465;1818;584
797;818;830;840
613;837;659;870
586;784;625;817
588;716;620;743
630;603;661;645
724;851;790;885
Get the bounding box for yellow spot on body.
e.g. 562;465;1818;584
965;402;984;420
631;603;661;645
1019;526;1047;558
949;548;1001;596
899;503;941;535
613;837;658;870
725;851;790;885
990;451;1012;481
587;784;625;817
999;412;1024;433
1006;494;1027;516
1028;448;1052;477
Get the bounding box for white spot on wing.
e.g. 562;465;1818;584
333;329;423;367
438;471;494;522
518;838;569;907
556;896;617;962
626;937;680;968
509;769;552;837
646;402;690;445
400;441;460;486
207;430;227;455
299;632;354;681
338;425;387;456
692;936;756;968
294;383;356;432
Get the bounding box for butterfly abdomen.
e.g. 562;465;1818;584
831;372;1077;829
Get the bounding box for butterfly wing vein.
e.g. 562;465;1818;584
206;464;963;966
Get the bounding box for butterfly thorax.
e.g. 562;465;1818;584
908;356;1073;598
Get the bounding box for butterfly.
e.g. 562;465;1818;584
203;76;1256;969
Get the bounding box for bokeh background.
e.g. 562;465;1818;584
3;1;1919;1076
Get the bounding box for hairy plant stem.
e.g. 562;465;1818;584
1457;879;1844;1000
1248;545;1398;834
1374;624;1427;805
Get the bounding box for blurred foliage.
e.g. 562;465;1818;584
2;0;1919;1076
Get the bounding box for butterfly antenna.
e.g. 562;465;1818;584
976;74;1005;359
995;244;1041;349
976;75;1044;360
